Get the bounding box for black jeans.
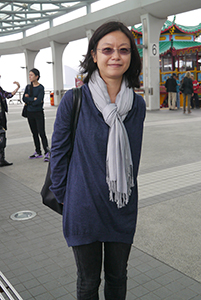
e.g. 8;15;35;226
0;131;6;161
27;110;49;154
72;241;132;300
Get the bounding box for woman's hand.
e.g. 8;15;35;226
25;94;29;97
34;97;37;101
13;81;20;89
12;81;20;95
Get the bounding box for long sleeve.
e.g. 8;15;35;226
31;85;44;106
22;84;44;111
0;87;13;99
50;89;74;203
22;85;30;104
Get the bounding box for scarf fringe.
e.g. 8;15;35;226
107;165;134;209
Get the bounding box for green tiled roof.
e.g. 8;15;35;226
133;17;201;58
132;24;142;34
161;20;201;34
137;41;201;57
132;18;201;35
159;41;201;54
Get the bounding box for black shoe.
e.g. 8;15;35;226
0;160;13;167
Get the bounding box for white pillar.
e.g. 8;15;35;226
141;14;166;110
23;49;39;84
50;41;68;106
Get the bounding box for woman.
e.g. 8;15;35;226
23;68;50;162
0;81;20;167
50;21;146;300
182;71;193;114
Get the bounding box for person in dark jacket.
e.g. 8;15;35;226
165;73;177;110
0;81;20;167
23;68;50;162
50;21;146;300
182;71;193;114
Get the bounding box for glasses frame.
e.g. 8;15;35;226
96;47;132;56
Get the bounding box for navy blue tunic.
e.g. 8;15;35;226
50;84;146;247
22;84;44;112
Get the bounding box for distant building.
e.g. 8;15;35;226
63;65;78;89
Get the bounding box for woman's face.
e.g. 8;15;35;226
29;71;38;83
92;31;131;83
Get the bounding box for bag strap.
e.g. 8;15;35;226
68;87;82;157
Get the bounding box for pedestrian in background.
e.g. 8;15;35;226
0;81;20;167
176;75;180;109
22;68;50;162
191;74;199;109
182;71;193;114
50;21;146;300
165;73;177;110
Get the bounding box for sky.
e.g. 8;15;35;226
0;6;201;92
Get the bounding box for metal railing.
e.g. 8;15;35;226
8;90;53;105
0;271;23;300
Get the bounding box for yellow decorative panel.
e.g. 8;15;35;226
175;36;192;40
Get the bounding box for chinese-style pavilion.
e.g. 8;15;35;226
131;16;201;84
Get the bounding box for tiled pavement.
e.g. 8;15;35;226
1;101;201;299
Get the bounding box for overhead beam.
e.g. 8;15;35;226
0;0;200;55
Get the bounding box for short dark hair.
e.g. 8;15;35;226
80;21;141;88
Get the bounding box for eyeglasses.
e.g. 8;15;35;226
97;47;131;56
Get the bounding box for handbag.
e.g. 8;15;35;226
0;126;6;149
22;85;31;118
22;104;27;118
40;87;82;214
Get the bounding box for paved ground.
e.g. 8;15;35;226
0;100;201;299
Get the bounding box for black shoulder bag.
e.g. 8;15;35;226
22;85;30;118
40;88;82;215
22;104;27;118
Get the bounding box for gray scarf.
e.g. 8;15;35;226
88;70;134;208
